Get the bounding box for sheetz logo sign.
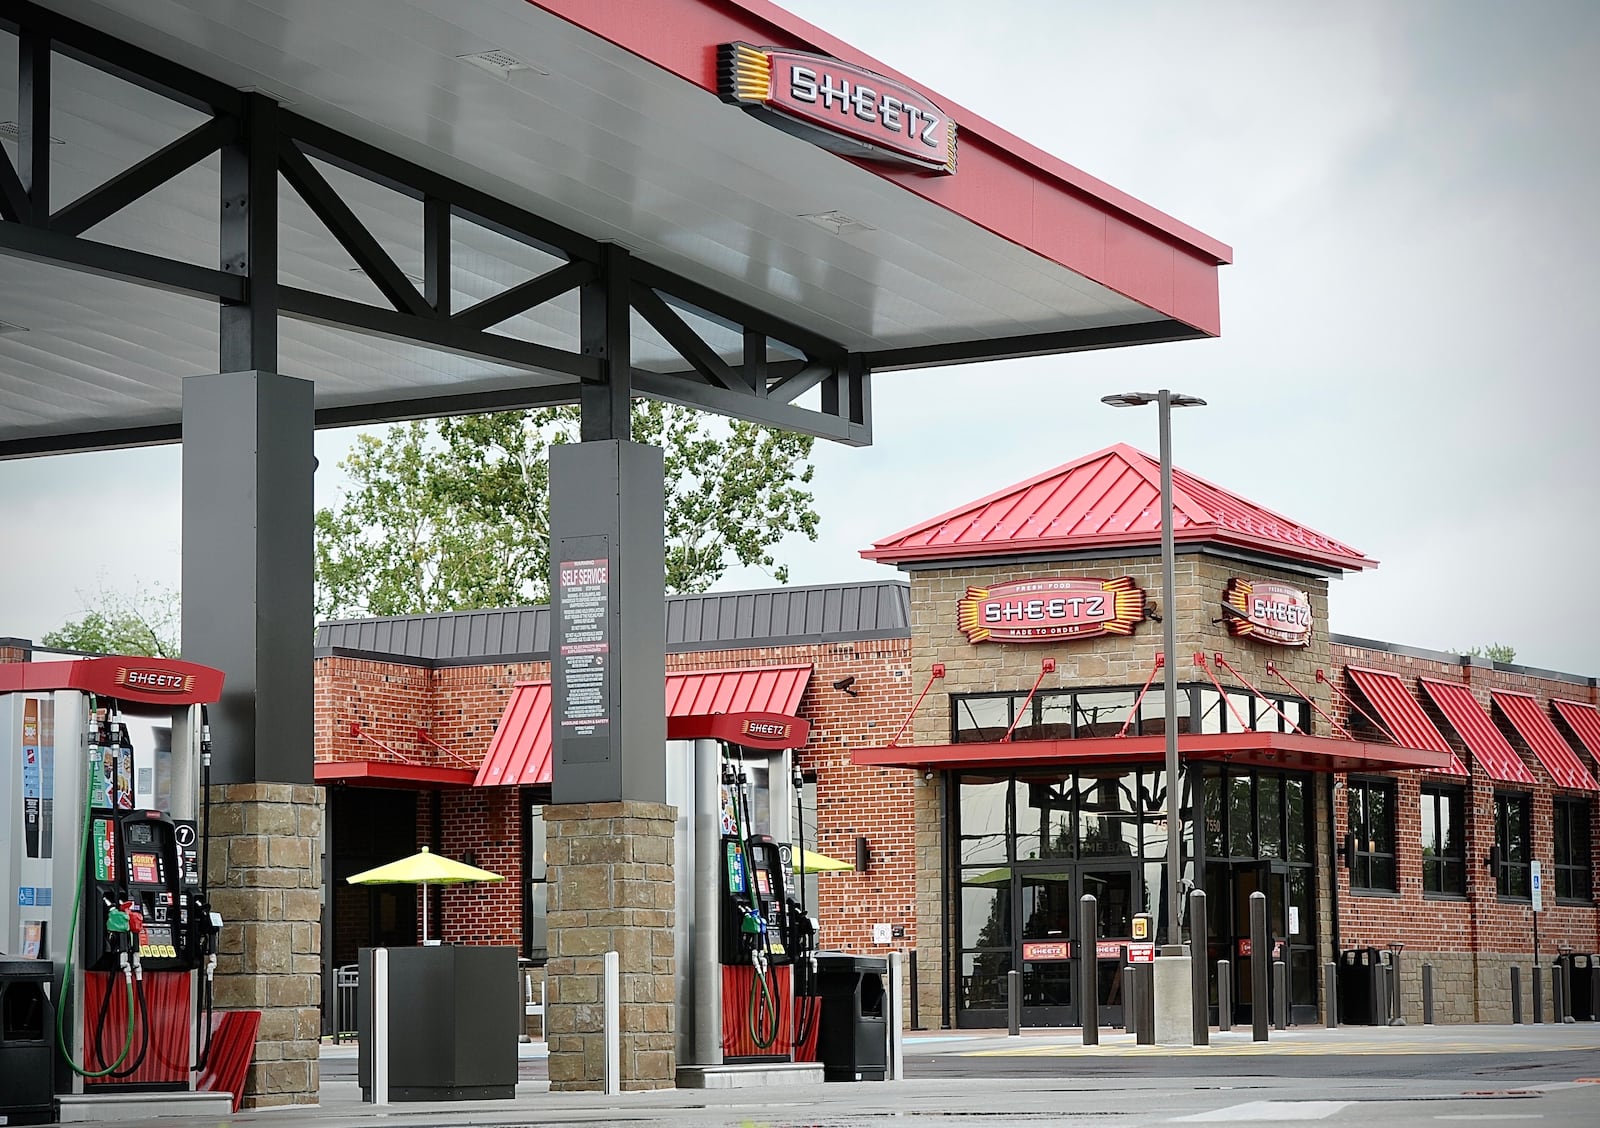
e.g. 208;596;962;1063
114;667;195;694
741;717;794;741
958;578;1145;644
718;43;957;174
1222;578;1313;647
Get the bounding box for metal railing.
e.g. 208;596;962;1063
333;964;359;1044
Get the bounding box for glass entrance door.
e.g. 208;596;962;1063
1018;868;1074;1025
1080;863;1137;1030
1209;859;1292;1027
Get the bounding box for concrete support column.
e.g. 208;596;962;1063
207;782;324;1107
545;801;677;1092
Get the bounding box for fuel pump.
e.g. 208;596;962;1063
0;657;224;1102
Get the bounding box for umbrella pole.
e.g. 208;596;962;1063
421;884;428;944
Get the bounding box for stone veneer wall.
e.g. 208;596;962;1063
544;801;676;1091
207;783;324;1108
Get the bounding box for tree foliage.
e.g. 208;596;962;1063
1464;643;1517;664
315;402;818;619
41;581;180;657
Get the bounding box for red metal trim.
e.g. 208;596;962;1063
1212;653;1306;734
852;730;1456;774
1000;659;1056;742
1270;663;1352;740
666;711;811;750
1118;654;1164;738
1193;653;1252;731
889;663;945;748
314;760;477;788
0;656;224;705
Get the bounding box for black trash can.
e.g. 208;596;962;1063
815;952;887;1082
1336;948;1382;1026
0;956;56;1126
1560;953;1598;1022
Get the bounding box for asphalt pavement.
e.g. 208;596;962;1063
44;1022;1600;1128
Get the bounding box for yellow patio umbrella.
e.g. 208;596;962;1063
795;848;854;874
346;846;503;943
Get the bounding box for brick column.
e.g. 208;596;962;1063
206;783;324;1108
544;801;675;1091
0;637;30;663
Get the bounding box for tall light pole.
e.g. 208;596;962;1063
1102;389;1206;949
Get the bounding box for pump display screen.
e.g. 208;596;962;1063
129;852;161;884
755;868;771;897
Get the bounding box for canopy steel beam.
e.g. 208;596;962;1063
867;319;1207;370
0;1;870;453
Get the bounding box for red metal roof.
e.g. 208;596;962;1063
852;730;1456;775
1345;667;1467;776
474;682;554;788
1418;679;1536;785
474;665;813;787
863;444;1371;571
1553;700;1600;767
1491;692;1598;792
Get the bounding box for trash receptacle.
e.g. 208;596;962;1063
1560;953;1598;1022
816;952;887;1082
1337;948;1382;1026
0;956;55;1126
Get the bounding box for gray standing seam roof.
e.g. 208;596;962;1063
315;580;910;665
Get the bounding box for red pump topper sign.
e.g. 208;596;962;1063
718;43;958;174
1222;578;1313;647
958;578;1145;643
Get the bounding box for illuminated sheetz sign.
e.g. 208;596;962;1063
114;667;195;694
1222;578;1313;647
718;43;958;174
958;578;1145;644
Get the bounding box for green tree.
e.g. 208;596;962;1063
315;402;818;619
1464;643;1517;663
42;581;180;657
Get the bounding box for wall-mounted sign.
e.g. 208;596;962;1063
718;43;958;174
1222;578;1313;647
958;577;1145;644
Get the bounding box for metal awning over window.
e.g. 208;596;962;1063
1491;691;1597;792
1345;667;1467;777
1553;699;1600;768
473;665;813;787
1418;679;1535;785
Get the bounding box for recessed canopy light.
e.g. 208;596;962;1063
0;122;65;145
799;210;875;236
458;50;548;78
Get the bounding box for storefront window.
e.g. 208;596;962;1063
1199;689;1225;734
523;802;548;959
1076;770;1138;857
1285;778;1308;862
1228;774;1253;857
1495;792;1532;899
954;696;1014;743
1257;776;1283;859
958;775;1009;866
1075;690;1136;738
1421;786;1465;897
1347;778;1397;892
1017;777;1072;860
1037;694;1073;740
1553;797;1593;902
960;869;1012;948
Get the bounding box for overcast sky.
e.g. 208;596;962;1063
1;0;1596;675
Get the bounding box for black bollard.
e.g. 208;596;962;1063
1250;891;1268;1042
1554;962;1567;1025
910;950;922;1030
1008;969;1021;1036
1079;894;1098;1046
1137;962;1155;1045
1189;889;1209;1045
1217;959;1232;1033
1272;959;1288;1030
1325;961;1339;1028
1511;966;1523;1025
1422;962;1434;1026
1533;966;1543;1025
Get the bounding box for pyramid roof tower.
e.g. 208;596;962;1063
863;444;1372;573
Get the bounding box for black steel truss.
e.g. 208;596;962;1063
0;0;873;458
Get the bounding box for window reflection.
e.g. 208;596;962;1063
959;776;1009;867
1075;691;1136;738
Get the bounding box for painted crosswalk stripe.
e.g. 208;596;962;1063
1172;1101;1353;1122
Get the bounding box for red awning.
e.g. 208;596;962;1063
473;665;813;787
1345;667;1467;777
851;730;1457;775
1553;700;1600;767
1418;679;1536;785
474;682;554;788
314;760;476;789
1491;692;1598;792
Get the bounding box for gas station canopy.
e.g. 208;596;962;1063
0;0;1230;457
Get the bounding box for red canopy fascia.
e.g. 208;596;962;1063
0;656;224;707
314;760;477;789
1418;679;1536;786
532;1;1230;335
1491;691;1598;792
851;730;1456;775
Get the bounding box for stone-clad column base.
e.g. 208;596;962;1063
206;783;324;1108
545;801;676;1091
